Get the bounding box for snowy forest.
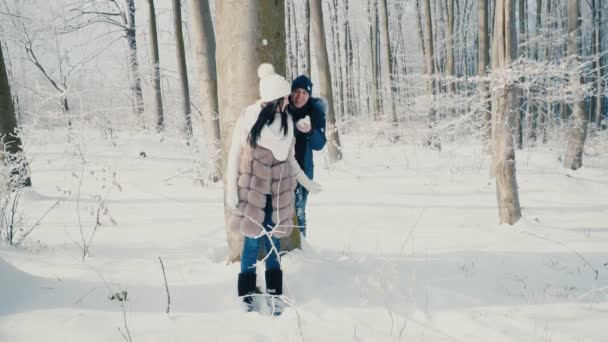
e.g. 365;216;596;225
1;0;607;341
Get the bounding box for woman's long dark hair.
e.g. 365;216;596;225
248;98;289;148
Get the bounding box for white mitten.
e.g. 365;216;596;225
296;173;322;194
295;116;312;133
225;181;239;209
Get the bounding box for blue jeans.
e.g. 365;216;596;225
240;195;281;274
295;184;309;237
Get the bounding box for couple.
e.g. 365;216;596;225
225;64;326;312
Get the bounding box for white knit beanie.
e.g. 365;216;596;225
258;63;291;102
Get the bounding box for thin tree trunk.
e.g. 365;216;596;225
310;0;343;162
447;0;455;96
415;0;428;75
514;0;527;149
190;0;222;181
147;0;164;132
126;0;145;129
173;0;192;139
562;0;587;170
304;0;311;76
0;42;31;186
491;0;521;225
369;0;380;120
479;0;491;145
423;0;437;126
379;0;398;133
593;0;603;128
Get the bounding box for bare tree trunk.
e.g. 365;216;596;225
310;0;343;162
126;0;145;129
147;0;164;132
0;42;30;186
369;0;380;120
217;1;260;262
304;0;311;76
447;0;456;96
423;0;437;127
562;0;587;170
479;0;491;145
190;0;222;181
173;0;192;139
415;0;428;75
514;0;527;149
218;0;301;261
258;0;286;75
592;0;603;128
378;0;398;132
491;0;521;225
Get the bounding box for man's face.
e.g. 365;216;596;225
290;88;310;109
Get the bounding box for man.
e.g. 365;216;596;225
288;75;327;238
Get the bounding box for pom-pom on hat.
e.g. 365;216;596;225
258;63;292;102
291;75;313;95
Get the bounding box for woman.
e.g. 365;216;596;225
225;64;321;313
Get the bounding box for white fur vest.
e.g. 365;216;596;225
228;143;297;238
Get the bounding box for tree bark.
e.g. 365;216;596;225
147;0;164;132
173;0;192;139
369;0;380;119
423;0;437;126
190;0;222;181
479;0;491;144
378;0;398;132
562;0;587;170
126;0;145;129
592;0;603;128
447;0;455;96
257;0;286;75
491;0;521;225
415;0;428;75
218;0;303;260
310;0;343;161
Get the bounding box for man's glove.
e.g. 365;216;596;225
296;173;322;194
295;116;312;133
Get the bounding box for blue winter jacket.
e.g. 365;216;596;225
291;98;327;180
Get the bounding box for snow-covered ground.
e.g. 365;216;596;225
1;128;607;341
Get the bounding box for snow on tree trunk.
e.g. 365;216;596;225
422;0;439;149
491;0;522;225
147;0;164;132
562;0;587;170
190;0;222;182
173;0;192;139
479;0;491;145
126;0;145;129
310;0;343;161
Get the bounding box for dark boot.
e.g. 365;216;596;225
265;269;283;295
265;269;284;315
237;272;256;312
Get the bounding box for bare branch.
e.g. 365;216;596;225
158;256;171;315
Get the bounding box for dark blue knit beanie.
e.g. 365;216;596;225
291;75;313;95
